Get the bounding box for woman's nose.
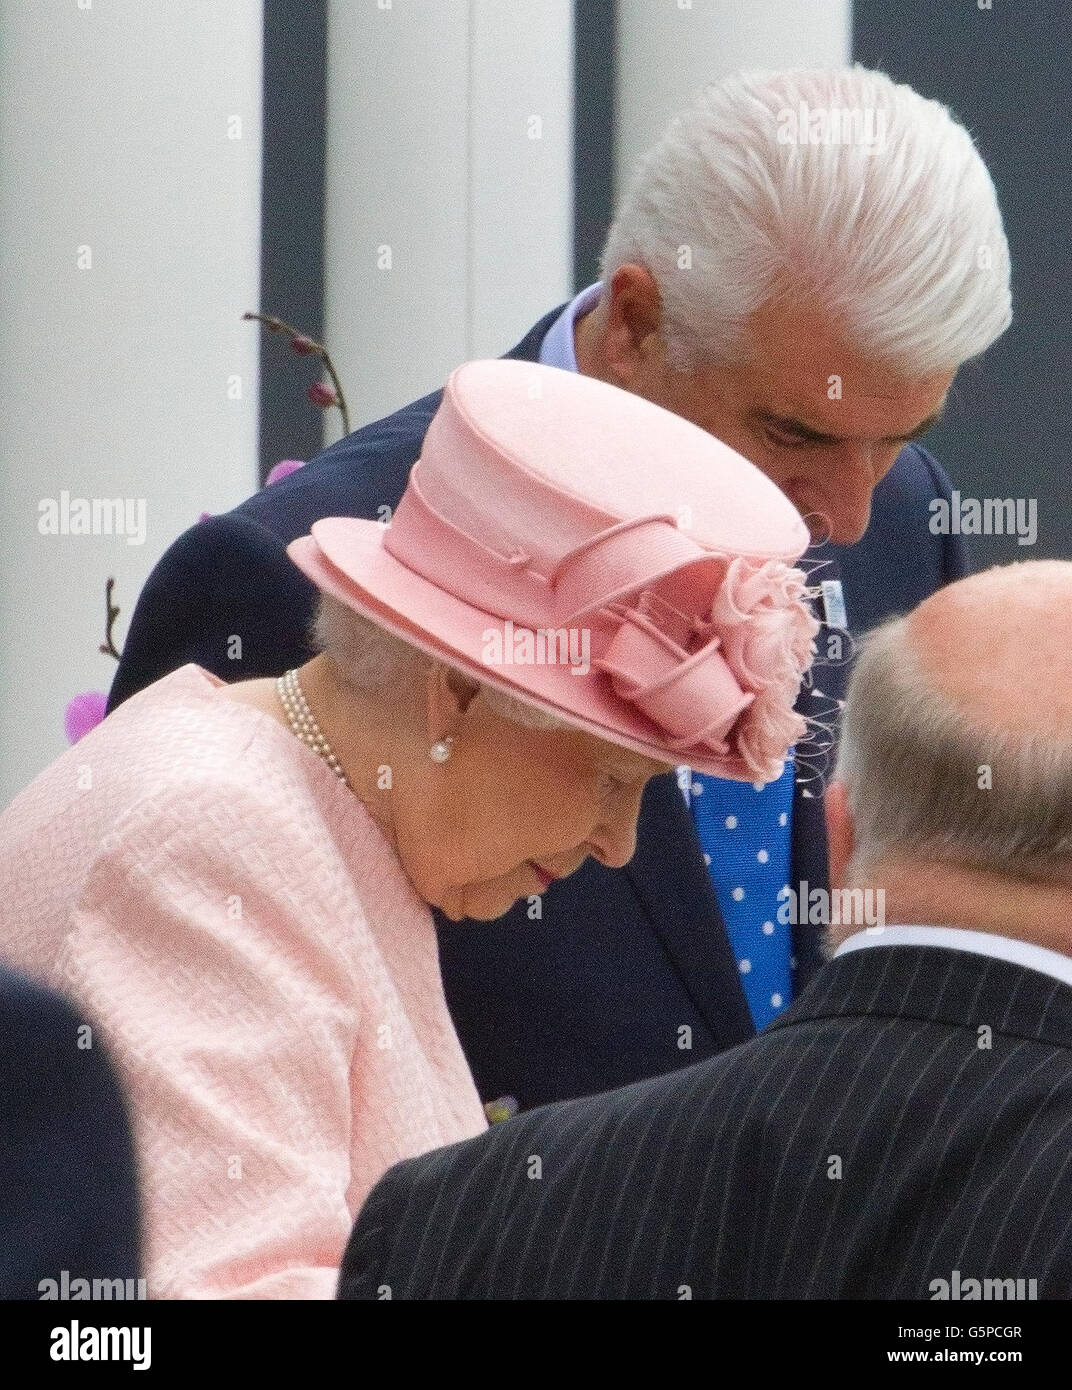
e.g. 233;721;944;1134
589;793;644;869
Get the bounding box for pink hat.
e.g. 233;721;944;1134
288;360;818;782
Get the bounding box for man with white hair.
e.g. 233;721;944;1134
339;559;1072;1300
108;67;1012;1115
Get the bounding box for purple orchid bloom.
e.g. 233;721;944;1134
64;691;108;745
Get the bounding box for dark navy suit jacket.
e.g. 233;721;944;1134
107;304;967;1112
0;965;140;1299
338;946;1072;1300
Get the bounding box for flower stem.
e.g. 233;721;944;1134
243;312;351;435
99;577;121;660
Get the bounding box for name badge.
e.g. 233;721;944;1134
820;579;848;630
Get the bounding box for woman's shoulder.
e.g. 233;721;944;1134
104;667;394;870
43;665;317;846
108;662;229;716
111;665;319;798
0;666;235;847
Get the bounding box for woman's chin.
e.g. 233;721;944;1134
434;895;468;923
454;882;531;923
460;895;520;922
434;873;535;923
433;890;509;924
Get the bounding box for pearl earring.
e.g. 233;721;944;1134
429;735;454;764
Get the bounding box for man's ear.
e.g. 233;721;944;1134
825;779;855;891
602;263;663;380
425;663;480;744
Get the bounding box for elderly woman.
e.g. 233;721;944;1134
0;360;817;1298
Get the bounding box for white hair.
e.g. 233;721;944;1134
601;66;1012;375
310;593;568;732
835;617;1072;886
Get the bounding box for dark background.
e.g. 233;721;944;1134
853;0;1071;567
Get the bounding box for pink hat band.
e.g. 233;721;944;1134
289;359;819;782
386;465;725;624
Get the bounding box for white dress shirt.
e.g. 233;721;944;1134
835;923;1072;989
538;282;603;372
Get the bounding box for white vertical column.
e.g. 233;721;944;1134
323;0;469;438
0;0;263;805
469;0;574;359
323;0;573;438
614;0;852;195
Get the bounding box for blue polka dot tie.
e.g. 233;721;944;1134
685;755;795;1031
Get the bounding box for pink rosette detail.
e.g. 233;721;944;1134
706;557;819;782
594;589;755;758
593;557;818;781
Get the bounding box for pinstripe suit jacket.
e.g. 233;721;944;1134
338;944;1072;1299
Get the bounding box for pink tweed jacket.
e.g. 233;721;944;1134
0;665;488;1299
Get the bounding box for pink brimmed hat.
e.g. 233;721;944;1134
287;360;819;781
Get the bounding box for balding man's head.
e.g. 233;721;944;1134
907;560;1072;741
833;561;1072;892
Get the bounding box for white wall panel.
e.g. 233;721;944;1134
323;0;574;437
615;0;852;195
469;0;573;358
0;0;263;804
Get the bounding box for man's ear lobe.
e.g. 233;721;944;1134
825;779;855;891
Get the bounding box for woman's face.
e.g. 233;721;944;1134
394;692;674;922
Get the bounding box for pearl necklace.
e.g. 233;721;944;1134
276;668;349;786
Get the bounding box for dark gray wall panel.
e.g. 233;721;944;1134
258;0;328;483
854;0;1072;566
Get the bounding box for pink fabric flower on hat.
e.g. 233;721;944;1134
708;557;819;782
594;556;818;782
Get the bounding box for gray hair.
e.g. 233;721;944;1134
835;616;1072;886
601;66;1011;375
310;593;568;732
